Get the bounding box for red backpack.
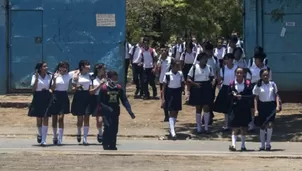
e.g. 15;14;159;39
229;79;251;90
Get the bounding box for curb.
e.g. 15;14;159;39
0;102;30;108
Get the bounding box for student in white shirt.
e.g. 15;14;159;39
180;41;196;82
171;37;184;60
140;39;158;99
227;36;238;54
157;47;172;122
187;52;215;133
89;63;107;144
125;41;132;83
129;37;144;98
228;67;253;151
71;60;92;145
162;60;185;140
247;46;268;67
233;47;247;68
246;52;272;132
28;62;53;146
253;68;281;151
214;37;226;68
214;53;237;131
49;61;76;145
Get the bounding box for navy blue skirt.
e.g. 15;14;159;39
189;81;213;106
229;99;252;128
71;90;91;116
213;85;231;114
28;90;52;117
254;101;276;127
49;91;70;115
165;87;182;111
89;95;101;117
182;64;193;81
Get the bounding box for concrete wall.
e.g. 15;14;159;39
1;0;126;93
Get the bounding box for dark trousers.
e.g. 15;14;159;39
102;115;119;147
125;59;130;84
143;68;157;97
132;63;144;95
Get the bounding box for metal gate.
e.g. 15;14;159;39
9;8;43;90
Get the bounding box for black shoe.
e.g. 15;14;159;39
143;96;150;100
97;134;103;143
77;135;81;143
229;145;236;151
103;145;110;150
110;145;118;150
241;147;247;151
53;137;58;145
134;90;139;96
164;117;169;122
37;135;42;143
265;146;271;151
259;147;265;151
171;135;177;141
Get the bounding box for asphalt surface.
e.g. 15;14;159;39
1;137;302;157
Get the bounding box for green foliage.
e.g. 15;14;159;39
126;0;243;44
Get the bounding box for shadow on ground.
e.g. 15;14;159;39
163;114;302;142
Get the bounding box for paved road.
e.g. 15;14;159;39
1;137;302;157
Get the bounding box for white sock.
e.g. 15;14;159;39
266;128;273;147
203;112;210;131
241;135;246;148
260;129;266;148
196;113;202;132
248;117;255;130
98;128;103;136
231;135;237;147
37;127;42;136
83;126;89;142
42;126;48;143
58;128;63;142
53;128;57;138
173;117;176;126
169;117;176;136
77;127;81;135
224;114;229;129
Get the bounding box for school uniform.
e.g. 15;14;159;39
229;79;253;127
49;72;74;115
28;74;52;118
163;71;184;111
253;82;278;126
89;77;106;116
214;65;237;113
172;44;184;60
71;73;92;115
180;51;195;81
214;47;226;67
158;56;172;90
141;48;157;98
233;59;247;68
188;64;214;106
129;44;144;96
125;42;132;83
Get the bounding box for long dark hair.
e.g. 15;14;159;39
92;63;105;78
55;61;70;73
257;68;270;87
78;60;90;71
34;61;47;74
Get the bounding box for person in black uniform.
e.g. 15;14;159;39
228;67;253;151
98;70;136;150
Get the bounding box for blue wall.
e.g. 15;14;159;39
244;0;302;91
0;0;7;94
1;0;126;93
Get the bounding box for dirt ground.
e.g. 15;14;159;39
1;85;302;141
0;152;301;171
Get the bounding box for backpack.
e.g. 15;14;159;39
249;58;268;67
229;79;251;90
191;64;213;82
165;72;184;91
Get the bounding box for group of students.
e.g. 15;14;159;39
29;60;135;150
157;36;281;151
